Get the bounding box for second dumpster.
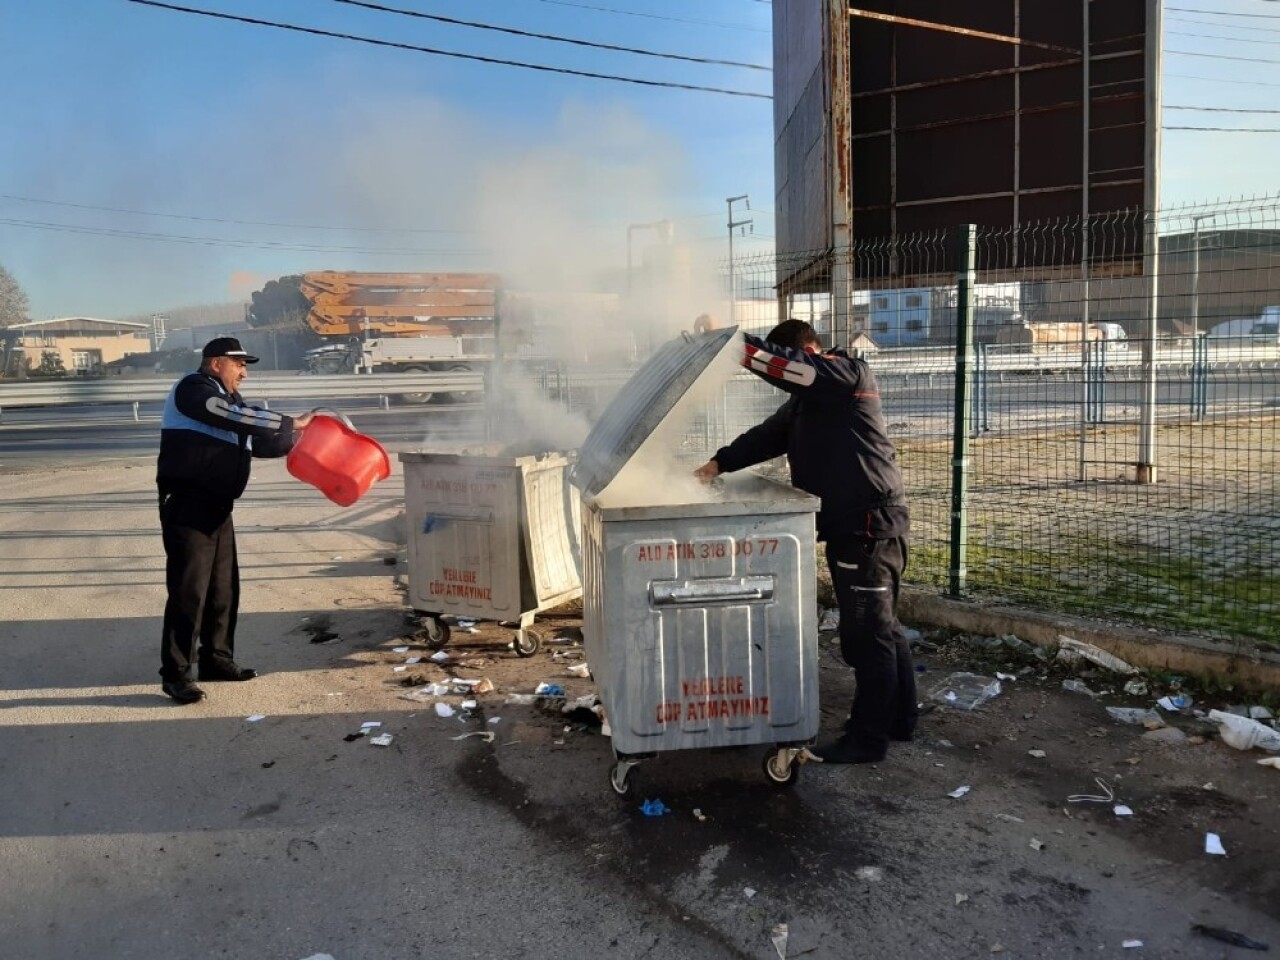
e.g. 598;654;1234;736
571;327;821;797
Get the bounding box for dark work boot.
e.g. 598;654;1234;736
162;678;206;704
811;735;886;765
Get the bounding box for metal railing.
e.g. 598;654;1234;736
0;371;485;421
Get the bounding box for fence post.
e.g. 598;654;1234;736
949;224;976;598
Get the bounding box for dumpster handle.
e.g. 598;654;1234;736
651;576;775;606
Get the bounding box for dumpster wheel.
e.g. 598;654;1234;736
763;747;801;787
608;760;639;798
419;615;451;650
514;628;542;658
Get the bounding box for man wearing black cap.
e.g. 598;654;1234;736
155;337;314;704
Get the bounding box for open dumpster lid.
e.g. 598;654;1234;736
571;326;739;497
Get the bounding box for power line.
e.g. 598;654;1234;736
123;0;770;99
1168;29;1280;45
1166;48;1280;65
1166;104;1280;113
0;216;485;255
1167;72;1280;88
1165;126;1280;132
332;0;769;71
0;192;470;234
1167;6;1280;18
1168;16;1280;35
515;0;769;33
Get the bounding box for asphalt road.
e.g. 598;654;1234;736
2;456;1277;960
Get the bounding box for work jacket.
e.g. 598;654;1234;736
156;371;298;519
712;333;908;542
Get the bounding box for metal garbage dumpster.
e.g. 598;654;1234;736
401;450;581;655
572;328;821;796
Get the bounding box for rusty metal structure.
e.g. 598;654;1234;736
772;0;1160;343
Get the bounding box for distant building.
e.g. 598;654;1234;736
1;317;151;375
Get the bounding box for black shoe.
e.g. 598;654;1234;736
811;737;886;765
198;661;258;682
162;679;206;704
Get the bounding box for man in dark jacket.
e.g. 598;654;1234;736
694;320;916;763
156;337;313;704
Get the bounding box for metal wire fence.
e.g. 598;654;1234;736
691;197;1280;646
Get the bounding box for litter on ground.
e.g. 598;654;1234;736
450;731;495;742
929;673;1001;711
435;703;455;718
770;923;788;960
640;798;670;817
1056;636;1137;674
1205;833;1227;856
369;733;394;747
948;785;971;799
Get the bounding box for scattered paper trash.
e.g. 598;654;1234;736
488;716;501;725
948;785;971;799
1248;705;1275;720
1107;706;1164;726
640;798;670;817
566;662;591;678
1157;694;1193;712
995;672;1017;682
1114;804;1134;817
435;703;455;718
360;721;381;729
1191;924;1269;951
299;954;337;960
1029;839;1045;851
1123;680;1149;696
929;673;1002;711
1027;749;1046;759
245;715;265;723
854;866;884;882
1205;833;1227;856
770;923;788;960
692;808;707;822
742;886;757;899
535;682;566;697
369;733;394;747
955;893;969;905
392;666;407;673
450;731;495;742
1056;636;1137;674
405;656;422;665
1061;679;1098;697
1122;940;1143;949
392;646;409;653
993;813;1024;823
1258;757;1280;770
1208;710;1280;752
429;650;450;663
505;694;537;706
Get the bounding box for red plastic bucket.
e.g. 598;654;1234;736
287;410;391;507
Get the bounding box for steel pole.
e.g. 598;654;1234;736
1136;0;1163;484
949;224;977;598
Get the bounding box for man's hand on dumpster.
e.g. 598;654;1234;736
693;460;721;484
294;411;315;430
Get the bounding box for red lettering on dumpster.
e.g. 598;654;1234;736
654;676;769;725
634;538;780;562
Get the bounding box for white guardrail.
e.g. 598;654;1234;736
0;371;485;421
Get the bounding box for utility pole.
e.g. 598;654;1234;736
727;195;752;326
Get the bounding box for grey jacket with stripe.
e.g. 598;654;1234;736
156;371;299;519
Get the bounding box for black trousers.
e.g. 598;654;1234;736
825;535;917;752
159;493;240;682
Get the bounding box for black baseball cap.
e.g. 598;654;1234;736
202;337;259;363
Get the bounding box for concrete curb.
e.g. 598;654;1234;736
901;588;1280;695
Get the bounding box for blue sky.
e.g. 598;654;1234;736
0;0;1277;318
